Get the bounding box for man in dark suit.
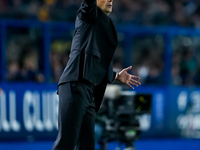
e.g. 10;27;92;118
52;0;141;150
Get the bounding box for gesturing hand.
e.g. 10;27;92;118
115;66;141;89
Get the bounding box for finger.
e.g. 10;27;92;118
129;81;139;87
127;83;134;89
131;75;140;79
131;79;141;85
124;66;132;71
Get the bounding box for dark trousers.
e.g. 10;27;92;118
52;81;96;150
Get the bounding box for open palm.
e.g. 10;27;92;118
116;66;141;89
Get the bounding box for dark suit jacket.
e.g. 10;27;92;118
58;0;118;112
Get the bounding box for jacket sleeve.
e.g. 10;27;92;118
107;61;116;83
80;0;97;21
111;71;117;83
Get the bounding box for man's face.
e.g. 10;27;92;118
97;0;113;15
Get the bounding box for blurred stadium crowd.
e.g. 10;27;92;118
1;0;200;86
1;0;200;26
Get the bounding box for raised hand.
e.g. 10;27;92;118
115;66;141;89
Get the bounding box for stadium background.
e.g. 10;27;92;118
1;0;200;149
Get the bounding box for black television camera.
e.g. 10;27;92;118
96;86;152;150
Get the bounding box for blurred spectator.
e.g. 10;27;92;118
38;4;50;22
6;61;22;81
6;27;45;83
50;40;71;82
179;48;197;85
21;48;45;82
172;36;200;86
145;64;164;85
27;1;40;20
171;50;182;85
